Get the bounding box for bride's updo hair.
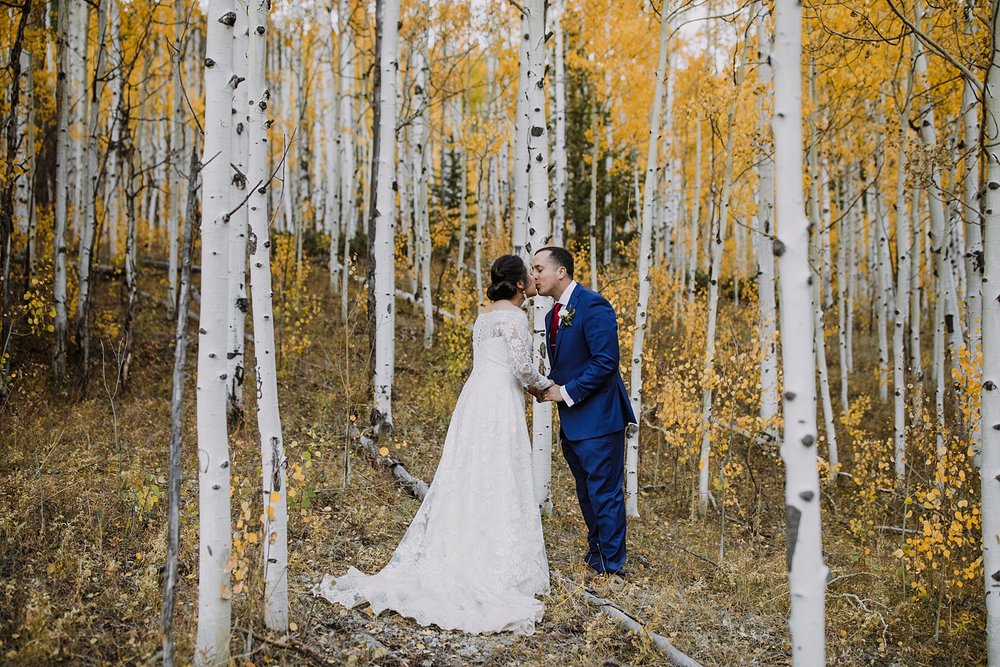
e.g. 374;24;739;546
486;254;528;301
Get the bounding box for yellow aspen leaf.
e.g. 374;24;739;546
221;585;232;600
267;505;275;520
247;532;259;544
270;491;281;504
379;447;390;456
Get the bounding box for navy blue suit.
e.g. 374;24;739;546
546;283;635;574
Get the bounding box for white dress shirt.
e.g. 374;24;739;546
553;281;577;406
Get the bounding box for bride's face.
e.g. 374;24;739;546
522;262;539;298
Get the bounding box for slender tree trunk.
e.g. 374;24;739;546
512;6;531;256
0;0;31;389
168;2;186;316
603;106;614;266
625;4;670;519
475;162;485;311
552;0;567;247
521;0;553;514
981;4;1000;662
754;0;778;434
369;0;400;437
414;41;433;348
194;2;237;662
52;0;71;378
339;9;355;324
76;0;109;382
247;0;288;627
227;2;250;423
894;67;914;483
589;97;599;289
687;118;701;304
698;26;748;516
162;145;201;667
104;0;122;261
120;114;138;388
963;4;983;363
773;2;827;661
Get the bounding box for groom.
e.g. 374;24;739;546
531;247;636;589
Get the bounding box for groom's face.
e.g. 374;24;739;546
532;251;565;298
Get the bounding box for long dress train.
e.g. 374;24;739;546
316;308;551;635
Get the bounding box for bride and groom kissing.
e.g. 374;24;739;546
316;246;636;636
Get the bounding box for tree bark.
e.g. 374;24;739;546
194;1;237;662
625;4;670;519
773;1;827;661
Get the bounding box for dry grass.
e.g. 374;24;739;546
0;265;986;666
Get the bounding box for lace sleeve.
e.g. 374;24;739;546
499;312;552;390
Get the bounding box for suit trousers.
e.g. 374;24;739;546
560;428;627;573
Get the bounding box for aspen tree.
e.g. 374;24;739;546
773;2;827;661
52;0;71;378
369;0;400;436
698;19;748;516
227;0;250;422
247;0;288;629
552;0;567;247
194;1;237;661
626;2;670;519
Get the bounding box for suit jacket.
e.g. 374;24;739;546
545;284;636;441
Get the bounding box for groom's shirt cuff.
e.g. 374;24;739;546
560;386;575;406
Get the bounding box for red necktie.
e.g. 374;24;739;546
550;303;562;350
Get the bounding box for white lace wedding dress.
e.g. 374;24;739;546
316;308;551;635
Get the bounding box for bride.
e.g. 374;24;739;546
316;255;552;636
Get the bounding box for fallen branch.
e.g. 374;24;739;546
553;573;703;667
355;429;429;500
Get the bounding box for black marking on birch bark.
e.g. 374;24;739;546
784;391;796;401
531;125;544;137
989;181;1000;190
207;545;213;556
227;75;244;89
236;122;244;135
258;100;267;111
802;434;815;447
220;373;227;381
205;58;216;68
807;275;813;285
271;437;282;491
255;25;265;35
535;153;543;162
995;473;1000;482
392;180;398;192
248;231;257;255
945;313;955;334
219;11;237;26
212;484;220;490
772;238;786;256
993;570;1000;583
985;381;997;391
220;461;229;468
233;365;244;387
993;424;1000;431
200;328;207;334
237;297;248;313
785;505;801;571
799;490;815;502
268;557;278;564
263;240;270;248
264;120;273;129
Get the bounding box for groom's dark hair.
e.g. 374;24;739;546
537;246;574;278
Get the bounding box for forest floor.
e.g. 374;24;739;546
0;262;985;665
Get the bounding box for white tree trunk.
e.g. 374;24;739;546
687;118;702;304
194;1;236;662
982;5;1000;661
893;69;914;483
603;107;614;266
76;0;108;373
552;0;567;247
14;51;35;267
698;25;748;516
475;163;485;311
522;0;554;514
512;6;531;256
772;2;827;661
836;173;850;414
625;4;670;519
168;1;186;316
53;0;71;377
104;0;122;260
754;1;778;432
247;0;288;629
589;98;599;289
963;4;983;362
371;0;400;434
414;42;433;348
227;1;250;422
324;16;342;295
339;9;355;324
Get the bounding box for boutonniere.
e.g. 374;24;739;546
559;306;575;329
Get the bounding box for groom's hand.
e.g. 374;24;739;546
541;384;565;403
